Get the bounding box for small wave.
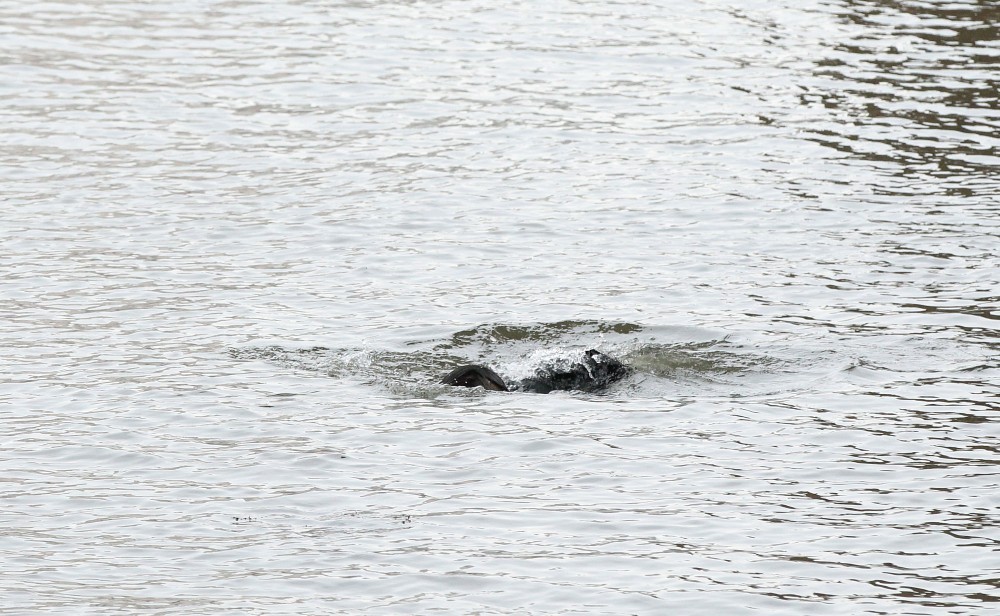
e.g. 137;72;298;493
230;321;832;400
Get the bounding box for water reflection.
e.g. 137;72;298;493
806;0;998;194
3;0;998;613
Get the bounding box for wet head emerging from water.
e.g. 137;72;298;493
441;349;629;394
440;364;509;391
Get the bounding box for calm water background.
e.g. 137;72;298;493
2;0;998;613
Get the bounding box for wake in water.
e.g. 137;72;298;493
441;349;631;394
229;320;834;400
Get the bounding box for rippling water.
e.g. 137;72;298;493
2;0;998;613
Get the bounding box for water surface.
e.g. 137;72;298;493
2;0;998;613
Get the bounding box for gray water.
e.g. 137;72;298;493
2;0;998;613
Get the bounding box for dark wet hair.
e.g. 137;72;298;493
440;365;509;391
